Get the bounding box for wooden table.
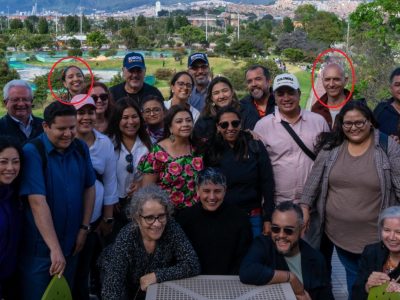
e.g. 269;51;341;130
146;275;296;300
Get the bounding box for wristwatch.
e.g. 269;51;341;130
80;224;91;231
103;217;114;224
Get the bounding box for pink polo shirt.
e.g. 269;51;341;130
254;107;330;204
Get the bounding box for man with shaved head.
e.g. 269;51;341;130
312;63;353;128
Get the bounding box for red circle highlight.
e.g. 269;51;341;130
311;48;356;109
47;56;94;106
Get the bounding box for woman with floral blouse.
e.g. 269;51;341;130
138;105;203;209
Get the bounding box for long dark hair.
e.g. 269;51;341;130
106;97;151;151
61;65;85;100
315;101;378;153
169;71;194;99
0;136;23;190
86;81;115;120
201;76;240;117
162;104;193;141
206;106;253;165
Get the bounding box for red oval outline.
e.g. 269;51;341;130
311;48;356;109
47;56;94;106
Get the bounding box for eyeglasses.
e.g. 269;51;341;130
126;154;134;173
175;81;193;89
218;120;241;129
143;107;162;115
271;225;296;235
7;97;32;104
91;93;108;102
342;119;368;129
190;64;209;71
140;213;167;225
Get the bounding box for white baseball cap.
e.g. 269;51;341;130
273;73;300;92
71;94;96;110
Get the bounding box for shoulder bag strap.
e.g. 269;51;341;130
280;120;316;161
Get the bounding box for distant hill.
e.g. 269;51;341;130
4;0;276;14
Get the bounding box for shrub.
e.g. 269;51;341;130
155;68;174;81
104;48;117;57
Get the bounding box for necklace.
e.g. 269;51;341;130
384;256;399;274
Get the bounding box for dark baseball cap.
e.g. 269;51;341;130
188;53;209;67
123;52;145;70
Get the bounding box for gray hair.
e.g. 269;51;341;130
196;167;227;188
378;206;400;237
322;62;346;80
3;80;33;101
129;184;174;226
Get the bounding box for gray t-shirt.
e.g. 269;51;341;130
284;252;303;284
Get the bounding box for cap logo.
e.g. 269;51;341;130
277;76;294;82
190;54;205;61
128;56;143;63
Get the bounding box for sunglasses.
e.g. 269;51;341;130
218;120;241;129
91;93;108;102
126;154;133;173
271;225;296;235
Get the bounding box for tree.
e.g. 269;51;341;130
282;17;294;33
136;15;146;27
82;15;91;32
0;62;20;102
10;19;24;30
166;17;174;34
178;26;205;46
282;48;305;62
307;11;344;45
294;4;317;32
227;39;259;58
89;49;100;57
175;15;189;29
38;18;49;34
69;38;81;49
24;19;35;33
120;28;138;49
105;17;118;33
65;15;79;33
87;31;109;49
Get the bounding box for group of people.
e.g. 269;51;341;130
0;50;400;300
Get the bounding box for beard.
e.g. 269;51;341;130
273;237;299;256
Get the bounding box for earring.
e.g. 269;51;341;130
169;134;175;143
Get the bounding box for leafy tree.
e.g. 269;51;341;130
282;48;305;62
24;19;35;33
119;19;133;29
175;15;189;30
120;28;138;49
276;29;324;52
136;15;146;27
0;62;20;102
65;15;79;33
307;11;344;45
294;4;317;32
109;72;124;87
105;17;118;33
282;17;294;33
104;49;117;57
82;15;91;32
227;40;258;58
69;38;81;49
166;17;174;34
87;31;109;49
179;26;205;46
23;34;53;50
67;48;83;57
38;18;49;34
89;49;100;57
10;19;24;30
137;36;152;49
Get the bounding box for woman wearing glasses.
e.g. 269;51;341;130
138;105;203;210
140;95;166;144
87;82;114;133
101;185;200;300
106;97;152;231
205;106;275;237
71;95;118;299
300;101;400;299
163;71;200;123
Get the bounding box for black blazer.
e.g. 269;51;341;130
353;242;400;300
0;113;43;145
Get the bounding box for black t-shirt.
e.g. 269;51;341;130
109;82;164;105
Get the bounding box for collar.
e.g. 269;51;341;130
41;133;77;155
273;106;305;123
319;88;352;105
9;114;33;127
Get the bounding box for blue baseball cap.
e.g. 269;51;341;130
188;53;209;67
123;52;146;70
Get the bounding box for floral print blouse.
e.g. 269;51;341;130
138;144;203;209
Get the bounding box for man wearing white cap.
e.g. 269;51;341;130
254;73;329;207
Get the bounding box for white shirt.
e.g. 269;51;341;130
88;130;118;222
115;136;149;198
163;99;200;123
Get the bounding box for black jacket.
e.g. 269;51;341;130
109;82;164;105
0;113;43;145
240;236;334;300
353;242;400;300
240;94;275;130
